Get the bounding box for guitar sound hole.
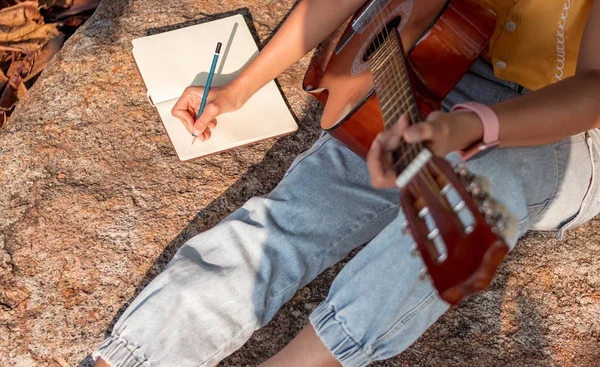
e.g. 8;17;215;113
362;16;402;62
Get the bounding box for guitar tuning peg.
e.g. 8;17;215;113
481;197;493;210
402;220;410;235
455;165;475;181
485;210;503;225
410;244;419;257
466;180;482;196
492;217;507;234
440;183;452;195
482;199;496;216
419;268;430;280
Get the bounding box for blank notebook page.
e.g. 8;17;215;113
132;14;297;161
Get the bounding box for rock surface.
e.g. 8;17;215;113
0;1;598;366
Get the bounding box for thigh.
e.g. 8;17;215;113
533;131;599;238
214;133;402;319
95;134;402;367
309;141;586;366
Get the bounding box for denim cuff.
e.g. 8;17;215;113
92;335;148;367
309;301;372;367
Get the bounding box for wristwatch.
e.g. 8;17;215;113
451;102;500;161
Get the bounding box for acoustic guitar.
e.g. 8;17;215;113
303;0;516;304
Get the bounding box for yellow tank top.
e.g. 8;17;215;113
484;0;593;90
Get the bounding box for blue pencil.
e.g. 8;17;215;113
192;41;222;145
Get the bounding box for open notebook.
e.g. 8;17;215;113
132;14;298;161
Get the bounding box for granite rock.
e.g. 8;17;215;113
0;1;598;366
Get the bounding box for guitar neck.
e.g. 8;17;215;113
370;31;420;128
369;30;431;186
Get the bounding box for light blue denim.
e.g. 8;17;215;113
93;59;600;366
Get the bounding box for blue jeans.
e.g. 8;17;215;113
93;60;600;366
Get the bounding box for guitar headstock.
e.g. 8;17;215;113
400;155;516;305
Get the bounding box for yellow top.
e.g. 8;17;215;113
484;0;594;90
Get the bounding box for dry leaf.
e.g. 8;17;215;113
0;68;8;92
0;2;41;27
7;48;34;78
0;23;60;53
44;0;101;22
0;20;41;42
24;32;65;83
0;52;34;127
60;14;87;28
38;0;75;9
0;0;100;128
0;75;20;127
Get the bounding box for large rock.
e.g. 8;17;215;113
0;1;598;366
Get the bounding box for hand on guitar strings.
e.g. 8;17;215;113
366;111;484;188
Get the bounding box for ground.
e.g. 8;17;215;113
0;1;598;366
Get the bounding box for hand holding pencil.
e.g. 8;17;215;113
191;42;221;145
172;42;250;143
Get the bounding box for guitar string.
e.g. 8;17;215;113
372;4;418;166
373;4;452;211
370;3;446;221
377;41;426;164
373;4;423;174
373;6;430;180
389;29;454;211
388;30;455;213
375;8;451;193
383;32;429;166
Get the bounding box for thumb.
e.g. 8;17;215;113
193;102;221;136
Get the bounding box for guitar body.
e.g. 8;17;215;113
303;0;496;158
303;0;513;305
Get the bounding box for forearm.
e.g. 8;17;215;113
492;71;600;147
232;0;364;101
492;0;600;147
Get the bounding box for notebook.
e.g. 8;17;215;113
132;14;298;161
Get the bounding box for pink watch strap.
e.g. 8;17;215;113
451;102;500;160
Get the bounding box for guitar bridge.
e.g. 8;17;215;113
395;148;432;188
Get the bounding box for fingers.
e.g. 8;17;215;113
378;114;409;150
367;135;399;188
404;110;446;144
404;122;434;144
172;97;197;133
198;127;212;142
172;86;205;133
193;102;221;137
366;114;413;188
193;119;217;142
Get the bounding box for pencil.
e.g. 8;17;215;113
192;41;222;145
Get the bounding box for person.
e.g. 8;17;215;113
93;0;600;366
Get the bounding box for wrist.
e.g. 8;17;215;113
449;111;484;152
451;102;500;160
229;75;254;106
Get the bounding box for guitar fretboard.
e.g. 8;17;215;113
369;28;430;184
369;31;420;129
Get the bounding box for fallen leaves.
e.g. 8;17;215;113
0;0;99;128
